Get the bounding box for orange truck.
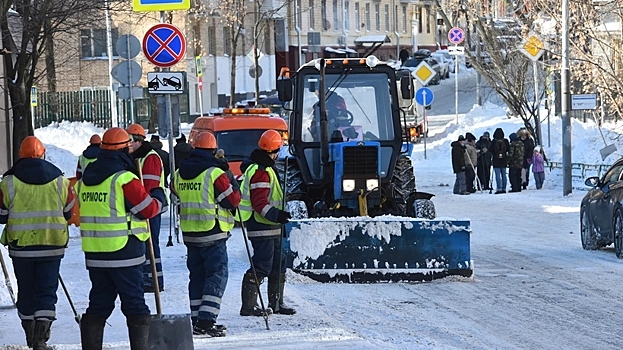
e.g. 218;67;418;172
189;107;288;179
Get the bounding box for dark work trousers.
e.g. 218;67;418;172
143;213;164;289
247;237;285;279
12;257;61;321
187;241;228;324
477;164;491;190
509;168;523;192
86;265;150;318
465;165;476;192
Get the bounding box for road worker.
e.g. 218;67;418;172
238;129;296;316
0;136;76;349
171;131;240;337
126;123;167;292
75;134;101;180
78;127;164;350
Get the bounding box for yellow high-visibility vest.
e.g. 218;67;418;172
79;171;149;253
174;167;234;244
237;163;283;225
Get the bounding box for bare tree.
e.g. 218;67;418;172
1;0;109;159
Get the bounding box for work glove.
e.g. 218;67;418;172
276;210;292;224
216;157;230;171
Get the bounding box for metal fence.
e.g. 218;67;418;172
33;89;190;129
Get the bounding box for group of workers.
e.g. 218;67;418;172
0;124;294;349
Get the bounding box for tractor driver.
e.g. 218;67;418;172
308;90;352;141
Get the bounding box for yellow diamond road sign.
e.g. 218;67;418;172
520;35;545;61
414;61;435;86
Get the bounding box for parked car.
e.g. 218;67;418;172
402;56;441;85
436;49;456;73
465;51;492;68
581;159;623;257
431;53;450;79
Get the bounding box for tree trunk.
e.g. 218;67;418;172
229;27;237;107
8;81;33;161
44;20;59;129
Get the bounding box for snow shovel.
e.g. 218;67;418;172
0;246;16;309
135;160;194;350
594;112;617;161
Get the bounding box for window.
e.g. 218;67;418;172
208;27;216;55
264;26;271;53
426;7;431;34
355;3;360;31
402;5;407;33
297;0;303;28
223;28;231;56
417;7;422;33
365;3;370;31
384;4;389;32
309;0;315;29
345;1;350;30
322;0;328;30
333;0;339;31
80;28;118;59
375;4;380;31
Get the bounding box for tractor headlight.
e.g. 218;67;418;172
365;55;379;68
342;179;356;192
366;179;378;191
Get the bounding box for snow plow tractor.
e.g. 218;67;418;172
275;57;472;283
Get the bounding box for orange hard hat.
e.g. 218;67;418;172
101;127;131;151
89;134;102;145
258;130;283;152
19;136;46;159
126;123;146;138
193;131;217;149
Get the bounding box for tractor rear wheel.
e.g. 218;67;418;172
275;157;313;217
391;156;416;216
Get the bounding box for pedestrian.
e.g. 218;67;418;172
78;127;164;350
174;134;193;170
451;135;469;195
238;129;297;316
171;131;241;337
508;132;525;193
529;145;546;189
0;136;75;350
126;123;168;293
490;128;510;194
476;131;492;190
464;132;478;193
76;134;101;180
518;128;535;190
149;135;170;186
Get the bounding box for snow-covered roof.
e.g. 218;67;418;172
354;35;391;44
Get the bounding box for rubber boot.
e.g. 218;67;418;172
126;315;151;350
20;320;35;348
268;274;297;315
80;313;106;350
32;320;53;350
239;273;272;316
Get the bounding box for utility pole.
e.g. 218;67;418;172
561;0;572;195
105;0;118;127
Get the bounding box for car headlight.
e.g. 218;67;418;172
366;179;378;191
343;179;355;192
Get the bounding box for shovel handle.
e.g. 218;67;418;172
0;247;17;307
136;160;163;316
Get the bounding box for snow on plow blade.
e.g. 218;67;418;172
283;218;472;283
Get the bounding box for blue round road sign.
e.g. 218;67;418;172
448;27;465;45
143;24;186;68
415;87;434;107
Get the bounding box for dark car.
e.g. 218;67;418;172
581;160;623;257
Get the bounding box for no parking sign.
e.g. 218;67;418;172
143;24;186;68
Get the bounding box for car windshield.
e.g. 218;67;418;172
301;72;394;142
216;129;271;161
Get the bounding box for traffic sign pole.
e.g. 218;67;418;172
128;38;135;124
455;46;459;125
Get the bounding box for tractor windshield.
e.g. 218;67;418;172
301;72;394;142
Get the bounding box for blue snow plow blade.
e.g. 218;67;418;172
283;218;472;283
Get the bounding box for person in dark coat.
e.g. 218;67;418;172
476;131;492;190
451;135;469;195
174;134;193;170
150;135;170;185
518;128;535;190
490;128;510;194
508;132;525;193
